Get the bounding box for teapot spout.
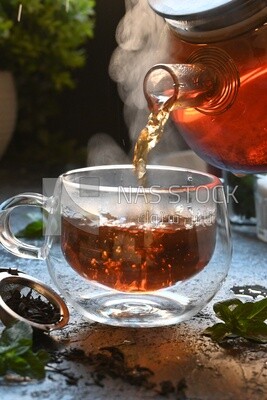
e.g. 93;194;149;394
144;63;216;111
143;47;240;115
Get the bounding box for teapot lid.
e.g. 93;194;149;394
148;0;267;42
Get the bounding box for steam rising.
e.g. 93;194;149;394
87;0;188;167
87;133;130;166
109;0;170;141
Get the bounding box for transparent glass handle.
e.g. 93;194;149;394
0;193;49;260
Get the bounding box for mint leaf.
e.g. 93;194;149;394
23;350;49;380
1;320;32;344
231;301;256;320
213;298;242;321
243;321;267;343
16;220;44;239
8;357;29;375
204;322;231;342
204;298;267;343
0;321;50;380
243;298;267;321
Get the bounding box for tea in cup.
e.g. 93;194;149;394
0;165;231;327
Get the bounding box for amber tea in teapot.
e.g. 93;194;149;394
144;0;267;174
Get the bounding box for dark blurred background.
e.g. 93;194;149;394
1;0;129;176
57;0;129;150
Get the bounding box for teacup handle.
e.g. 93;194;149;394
0;193;49;260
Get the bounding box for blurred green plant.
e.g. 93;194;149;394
0;0;95;89
226;173;255;220
0;0;95;168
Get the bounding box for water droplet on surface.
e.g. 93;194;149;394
187;176;193;185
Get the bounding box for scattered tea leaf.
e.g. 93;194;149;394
88;346;155;389
176;378;188;400
48;347;189;396
204;298;267;343
157;380;175;395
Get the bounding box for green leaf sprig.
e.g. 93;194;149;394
204;298;267;343
0;321;50;380
16;219;44;239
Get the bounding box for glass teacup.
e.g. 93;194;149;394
0;165;232;327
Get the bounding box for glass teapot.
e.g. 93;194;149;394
144;0;267;173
